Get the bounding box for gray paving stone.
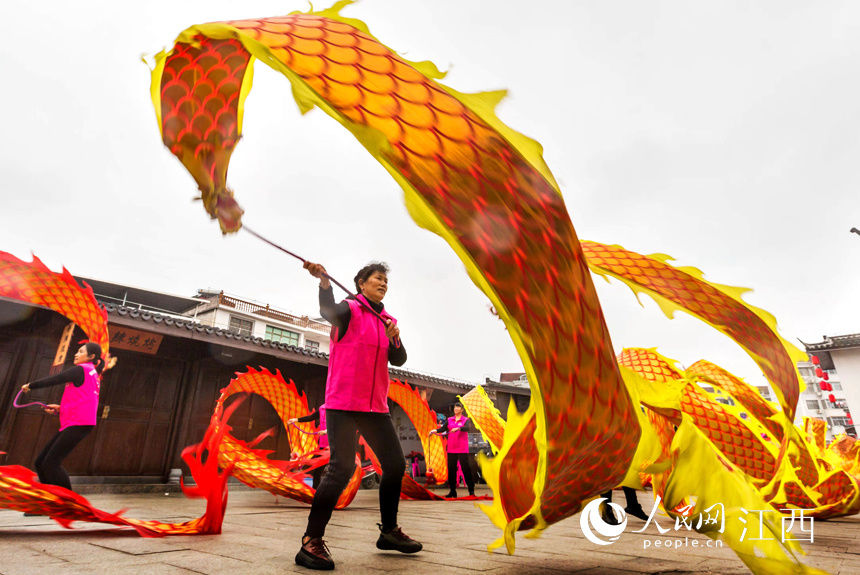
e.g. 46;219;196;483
0;488;854;574
149;549;255;573
87;538;194;556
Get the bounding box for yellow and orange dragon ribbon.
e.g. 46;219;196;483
0;252;109;353
151;0;640;551
149;4;854;574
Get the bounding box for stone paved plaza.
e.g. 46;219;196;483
0;488;858;574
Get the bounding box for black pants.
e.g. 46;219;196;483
311;464;325;489
601;486;640;508
447;452;475;494
34;425;94;490
305;410;405;538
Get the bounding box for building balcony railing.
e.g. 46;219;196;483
217;293;330;332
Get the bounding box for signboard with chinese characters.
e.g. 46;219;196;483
108;326;163;355
53;322;76;367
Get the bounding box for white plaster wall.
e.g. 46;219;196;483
794;361;849;440
302;331;331;354
213;306;331;353
830;349;860;428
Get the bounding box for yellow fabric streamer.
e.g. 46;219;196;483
152;2;641;554
150;4;854;571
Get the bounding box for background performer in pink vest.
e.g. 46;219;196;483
289;404;328;488
296;261;422;571
430;402;476;498
19;342;107;492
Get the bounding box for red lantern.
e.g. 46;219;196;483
823;372;830;381
819;382;828;392
828;394;836;404
815;367;824;378
811;355;820;365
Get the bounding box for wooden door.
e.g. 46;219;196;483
225;393;292;460
176;360;293;472
84;351;184;476
0;344;78;469
0;341;20;431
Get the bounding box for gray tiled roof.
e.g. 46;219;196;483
804;333;860;352
103;303;472;391
484;378;532;396
105;303;328;358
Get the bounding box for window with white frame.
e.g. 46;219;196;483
229;315;254;336
265;325;300;346
832;382;843;391
806;400;821;410
305;339;320;351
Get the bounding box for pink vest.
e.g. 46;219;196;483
318;404;329;449
325;295;396;413
59;362;100;431
446;416;470;453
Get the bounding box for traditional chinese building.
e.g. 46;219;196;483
0;277;473;487
796;335;859;440
483;372;531;414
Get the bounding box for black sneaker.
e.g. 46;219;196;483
625;505;649;521
295;536;334;570
600;503;620;526
444;491;457;498
376;524;423;553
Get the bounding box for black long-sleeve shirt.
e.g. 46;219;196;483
319;286;406;366
29;366;85;389
296;409;321;426
434;416;473;435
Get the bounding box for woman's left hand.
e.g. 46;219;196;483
44;404;60;415
385;320;399;340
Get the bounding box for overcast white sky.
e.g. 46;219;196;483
1;1;859;388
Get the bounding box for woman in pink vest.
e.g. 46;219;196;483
19;342;106;491
430;401;476;498
295;261;422;571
